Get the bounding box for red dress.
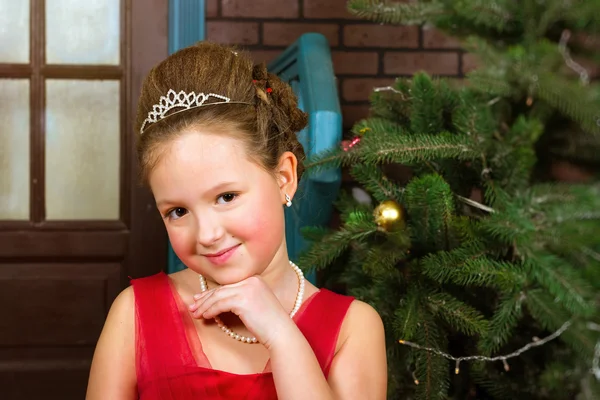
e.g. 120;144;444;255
131;272;354;399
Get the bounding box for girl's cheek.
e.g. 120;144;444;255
234;207;284;257
168;227;195;257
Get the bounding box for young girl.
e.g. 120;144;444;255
86;41;387;400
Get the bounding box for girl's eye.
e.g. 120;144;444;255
217;193;237;204
167;207;188;220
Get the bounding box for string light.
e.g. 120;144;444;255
412;371;420;385
558;29;589;85
374;86;403;94
398;320;572;376
587;322;600;381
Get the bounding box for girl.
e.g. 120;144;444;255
86;42;387;400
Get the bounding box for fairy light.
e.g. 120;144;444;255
588;322;600;381
374;86;403;94
412;371;419;385
399;320;572;376
558;29;589;85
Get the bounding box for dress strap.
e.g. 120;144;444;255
131;272;197;384
295;289;354;378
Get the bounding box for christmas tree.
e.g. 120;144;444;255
300;1;600;399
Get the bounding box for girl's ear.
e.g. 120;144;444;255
277;151;298;205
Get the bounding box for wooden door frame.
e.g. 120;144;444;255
127;0;169;281
0;0;168;283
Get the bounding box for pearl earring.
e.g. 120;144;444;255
285;194;292;207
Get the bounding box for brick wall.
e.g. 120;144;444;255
206;0;469;129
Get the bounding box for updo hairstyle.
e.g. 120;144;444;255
135;41;308;184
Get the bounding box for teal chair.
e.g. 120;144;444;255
166;2;342;284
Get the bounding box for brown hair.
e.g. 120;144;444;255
135;41;308;184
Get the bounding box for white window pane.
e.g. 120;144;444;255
0;0;30;63
45;80;120;220
46;0;120;65
0;80;30;220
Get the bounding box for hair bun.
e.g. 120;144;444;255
252;63;269;82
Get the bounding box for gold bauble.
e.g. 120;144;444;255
373;200;405;231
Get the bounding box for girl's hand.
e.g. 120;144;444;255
188;276;296;350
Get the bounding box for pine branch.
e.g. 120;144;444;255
333;189;373;223
421;245;524;290
304;131;480;174
426;292;489;336
350;164;405;203
412;311;450;400
479;292;526;355
298;217;378;272
369;80;413;123
466;72;515;97
535;73;600;135
526;290;596;357
451;88;497;140
449;0;513;32
525;254;593;317
362;242;410;278
347;0;446;25
533;0;568;38
302;146;361;175
563;0;600;32
410;72;445;135
481;205;535;247
470;362;514;400
299;226;331;242
393;287;421;341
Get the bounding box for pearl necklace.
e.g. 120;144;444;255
198;260;305;344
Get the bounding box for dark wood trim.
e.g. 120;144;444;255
0;220;127;231
42;65;123;80
0;231;129;259
121;0;132;228
127;0;169;281
31;0;45;223
0;64;32;77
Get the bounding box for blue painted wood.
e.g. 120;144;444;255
166;0;205;275
268;34;343;283
164;25;343;282
168;0;205;55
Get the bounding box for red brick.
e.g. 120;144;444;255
332;51;379;75
222;0;298;18
573;32;600;50
384;52;459;75
551;160;594;183
569;56;599;79
263;23;339;46
248;50;281;65
304;0;359;19
342;78;395;102
461;52;480;74
422;27;461;49
207;22;259;45
206;0;218;17
344;25;418;48
342;105;371;128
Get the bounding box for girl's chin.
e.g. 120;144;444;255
188;266;255;286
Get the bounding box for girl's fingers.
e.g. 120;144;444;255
188;288;216;311
201;296;239;319
191;286;236;317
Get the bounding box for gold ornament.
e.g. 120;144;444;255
373;200;405;231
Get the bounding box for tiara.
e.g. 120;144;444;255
140;89;251;134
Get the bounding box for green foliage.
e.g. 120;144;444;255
404;174;455;251
300;0;600;399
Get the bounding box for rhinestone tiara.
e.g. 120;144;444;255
140;89;251;134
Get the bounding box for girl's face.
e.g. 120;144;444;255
149;130;296;285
